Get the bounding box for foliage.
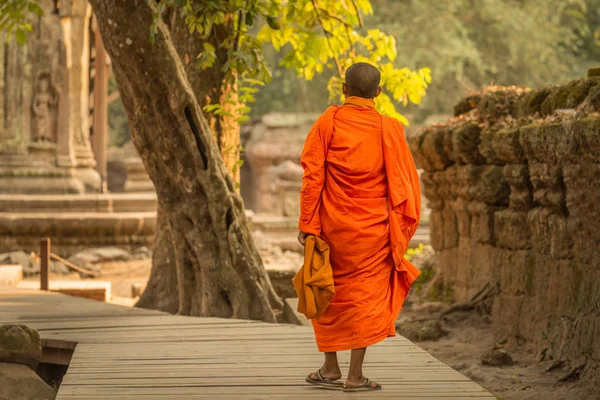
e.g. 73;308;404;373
255;0;600;123
405;243;429;296
0;0;42;44
372;0;600;123
155;0;430;125
404;242;425;262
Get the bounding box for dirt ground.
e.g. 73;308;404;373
26;259;596;400
400;306;597;400
23;259;152;307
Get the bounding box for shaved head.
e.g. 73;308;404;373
344;63;381;99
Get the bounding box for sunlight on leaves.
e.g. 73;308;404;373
154;0;431;124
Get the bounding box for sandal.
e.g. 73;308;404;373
342;378;382;392
305;369;344;390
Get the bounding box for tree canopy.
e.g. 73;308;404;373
156;0;431;125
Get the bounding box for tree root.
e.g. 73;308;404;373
557;361;587;382
545;359;565;373
399;282;500;336
438;282;499;319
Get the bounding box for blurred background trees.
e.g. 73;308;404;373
253;0;600;120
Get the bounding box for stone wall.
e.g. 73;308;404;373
409;75;600;368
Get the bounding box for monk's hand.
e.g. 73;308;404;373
297;231;308;246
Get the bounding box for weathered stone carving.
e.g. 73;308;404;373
0;0;100;194
31;73;59;142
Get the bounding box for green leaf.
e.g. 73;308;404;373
286;7;296;20
207;0;225;11
266;16;281;30
173;0;187;8
27;2;43;16
203;42;216;53
15;28;26;45
245;12;254;27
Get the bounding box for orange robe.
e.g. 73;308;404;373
299;96;421;352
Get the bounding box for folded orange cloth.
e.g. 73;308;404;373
292;235;335;320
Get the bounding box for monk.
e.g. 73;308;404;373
298;62;421;392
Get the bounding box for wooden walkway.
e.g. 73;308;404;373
0;287;495;399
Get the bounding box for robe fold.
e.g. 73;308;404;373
299;96;421;352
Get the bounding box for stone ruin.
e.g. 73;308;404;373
409;71;600;372
0;0;156;257
107;141;155;193
244;113;317;216
0;0;100;193
238;113;317;282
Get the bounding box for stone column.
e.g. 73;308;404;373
61;0;101;192
91;18;108;192
123;141;155;192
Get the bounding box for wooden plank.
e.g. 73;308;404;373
56;393;494;400
56;386;492;396
58;396;494;399
0;287;495;399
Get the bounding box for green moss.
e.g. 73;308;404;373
588;67;600;78
541;79;599;115
454;94;480;116
514;88;551;117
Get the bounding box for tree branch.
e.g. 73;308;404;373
350;0;364;27
311;0;343;78
233;0;247;52
345;25;355;57
318;9;351;27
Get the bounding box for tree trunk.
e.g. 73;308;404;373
91;0;282;321
136;202;178;314
137;8;244;313
168;11;241;182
